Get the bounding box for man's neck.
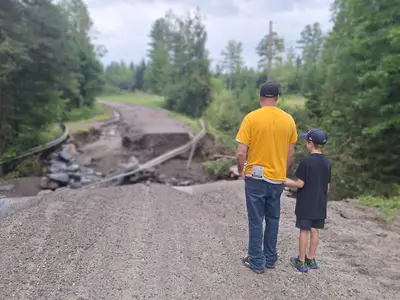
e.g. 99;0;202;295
311;150;322;154
260;101;277;107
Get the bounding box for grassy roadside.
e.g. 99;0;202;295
359;195;400;222
65;103;113;134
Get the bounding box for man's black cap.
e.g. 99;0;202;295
300;128;328;145
260;81;279;98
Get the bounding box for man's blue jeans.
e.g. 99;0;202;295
245;177;284;270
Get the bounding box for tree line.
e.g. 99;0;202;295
104;3;399;200
1;1;398;200
0;0;103;162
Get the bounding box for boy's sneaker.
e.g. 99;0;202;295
290;257;308;273
306;257;319;269
242;256;264;274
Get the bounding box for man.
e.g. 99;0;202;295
236;81;297;274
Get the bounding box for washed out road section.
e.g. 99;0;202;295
0;181;398;300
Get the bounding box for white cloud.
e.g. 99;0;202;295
86;0;333;68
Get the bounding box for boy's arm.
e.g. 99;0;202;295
284;158;306;189
284;178;304;189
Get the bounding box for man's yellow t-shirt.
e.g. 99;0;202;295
236;106;298;182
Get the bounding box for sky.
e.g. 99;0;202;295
86;0;334;68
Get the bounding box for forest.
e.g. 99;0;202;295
1;0;399;207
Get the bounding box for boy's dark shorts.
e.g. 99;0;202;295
296;218;325;230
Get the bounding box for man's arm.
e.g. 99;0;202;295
287;143;295;172
235;115;251;177
236;143;248;177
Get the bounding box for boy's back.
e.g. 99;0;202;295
295;153;331;220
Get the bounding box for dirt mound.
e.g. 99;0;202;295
70;127;102;148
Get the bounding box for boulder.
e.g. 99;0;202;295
48;172;70;185
66;164;80;173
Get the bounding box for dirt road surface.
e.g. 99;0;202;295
0;181;399;300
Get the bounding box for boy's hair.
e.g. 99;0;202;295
308;140;324;151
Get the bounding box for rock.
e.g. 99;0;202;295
169;177;178;186
84;168;95;175
229;166;239;178
69;181;82;189
58;151;73;163
69;173;81;181
66;164;80;172
65;144;77;156
0;184;15;192
47;180;61;190
48;172;70;184
95;172;103;177
0;199;9;218
40;176;50;189
376;232;388;238
339;212;350;219
157;173;168;184
80;176;99;186
128;173;141;183
58;144;76;163
120;156;140;171
178;180;192;186
48;165;64;174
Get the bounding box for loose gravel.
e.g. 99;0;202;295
0;181;399;300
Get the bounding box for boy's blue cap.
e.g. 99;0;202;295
300;128;328;145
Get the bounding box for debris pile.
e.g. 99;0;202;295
40;144;104;190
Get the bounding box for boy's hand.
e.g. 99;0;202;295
239;170;245;179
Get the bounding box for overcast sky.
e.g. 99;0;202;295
86;0;333;68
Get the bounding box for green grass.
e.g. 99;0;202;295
359;195;400;222
65;103;113;134
40;124;63;142
100;92;164;108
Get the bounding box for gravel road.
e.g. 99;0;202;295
0;181;398;300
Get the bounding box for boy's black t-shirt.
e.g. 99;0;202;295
295;153;331;220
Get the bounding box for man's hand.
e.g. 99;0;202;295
236;143;248;179
239;170;245;179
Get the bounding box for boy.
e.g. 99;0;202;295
284;128;331;273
